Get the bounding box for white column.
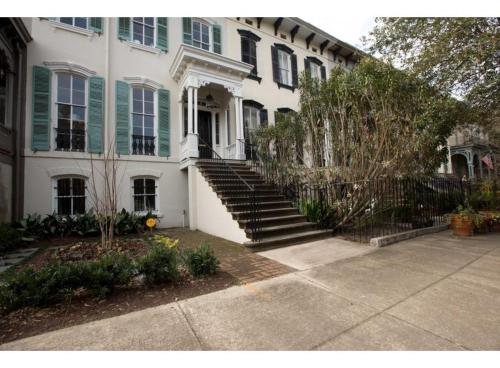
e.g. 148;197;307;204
187;87;193;134
235;96;245;160
194;88;198;135
178;98;183;142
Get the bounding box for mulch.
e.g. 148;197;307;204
0;228;293;345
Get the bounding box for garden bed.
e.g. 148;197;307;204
0;228;292;345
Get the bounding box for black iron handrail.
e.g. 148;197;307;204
55;127;85;152
198;136;262;241
132;135;156;155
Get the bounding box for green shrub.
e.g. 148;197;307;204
80;253;136;297
0;262;81;311
72;212;99;236
0;224;23;254
182;242;219;277
14;213;47;238
299;199;336;228
138;244;179;284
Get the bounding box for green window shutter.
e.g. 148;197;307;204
89;17;103;33
156;17;168;52
31;65;51;151
158;89;170;157
115;80;130;155
182;17;192;45
87;76;104;153
118;17;130;41
213;25;222;54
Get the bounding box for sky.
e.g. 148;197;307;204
302;16;376;50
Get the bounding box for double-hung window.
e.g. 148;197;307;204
310;62;322;80
192;20;210;51
0;70;8;127
278;50;292;86
132;17;155;47
56;73;86;151
59;17;88;30
133;178;157;212
132;87;155;155
55;177;86;215
239;29;261;79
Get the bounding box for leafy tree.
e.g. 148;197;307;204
366;17;500;134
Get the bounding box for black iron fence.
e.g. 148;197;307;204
132;135;156;155
243;142;469;242
55;128;85;152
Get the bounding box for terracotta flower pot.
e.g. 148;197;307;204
451;215;474;237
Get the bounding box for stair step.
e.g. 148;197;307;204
238;214;306;227
226;201;292;211
222;195;284;204
244;222;316;237
232;207;299;220
218;189;280;196
244;229;332;250
208;178;264;184
211;183;275;190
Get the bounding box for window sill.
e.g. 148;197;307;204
246;74;262;83
127;41;162;55
276;82;296;92
47;20;97;38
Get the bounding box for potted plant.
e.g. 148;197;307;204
489;213;500;233
451;206;484;237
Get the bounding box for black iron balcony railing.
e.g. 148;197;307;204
55;128;85;152
132;135;156;155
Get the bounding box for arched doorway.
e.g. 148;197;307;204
451;153;469;179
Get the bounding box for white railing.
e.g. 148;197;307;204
180;137;189;161
225;143;236;159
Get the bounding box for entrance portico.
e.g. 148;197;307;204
170;44;253;165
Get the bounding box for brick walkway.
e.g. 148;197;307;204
158;228;294;284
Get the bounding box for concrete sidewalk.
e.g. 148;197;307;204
2;231;500;350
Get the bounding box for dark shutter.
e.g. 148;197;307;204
158;89;170;157
156;17;168;52
87;76;104;153
183;18;192;45
271;46;279;83
118;18;130;41
321;65;326;80
115;80;130;155
291;54;298;88
304;58;311;77
213;25;222;54
31;65;51;151
260;109;268;127
89;18;103;33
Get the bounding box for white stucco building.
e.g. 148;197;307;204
17;17;362;243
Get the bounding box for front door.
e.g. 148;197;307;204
198;110;212;158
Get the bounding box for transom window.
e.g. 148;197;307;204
59;17;88;30
132;17;155;47
55;177;86;215
278;50;292;86
132;87;155;155
243;105;260;135
192;20;210;51
56;73;86;151
133;178;157;212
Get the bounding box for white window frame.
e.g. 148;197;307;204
57;17;90;30
130;85;158;156
52;176;88;216
278;49;292;86
131;176;159;214
310;61;322;80
52;72;88;152
192;19;212;52
131;17;156;48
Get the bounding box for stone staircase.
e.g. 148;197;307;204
196;159;331;249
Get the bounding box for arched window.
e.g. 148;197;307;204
132;177;157;212
55;73;86;151
54;177;86;215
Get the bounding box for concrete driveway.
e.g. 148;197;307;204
2;231;500;350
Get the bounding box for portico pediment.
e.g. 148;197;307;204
169;44;253;97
